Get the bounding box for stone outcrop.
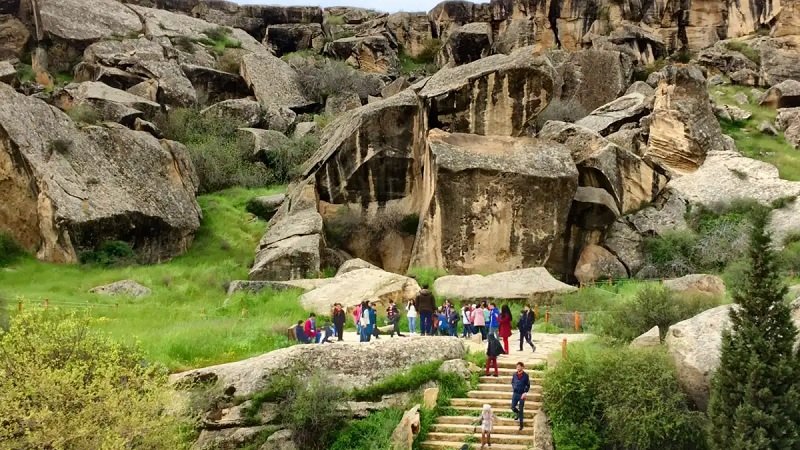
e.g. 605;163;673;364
245;194;285;221
390;405;421;450
663;274;726;297
631;325;662;348
411;129;578;274
759;79;800;109
37;0;142;44
644;65;726;175
325;35;399;75
89;280;151;297
0;14;29;60
573;244;628;284
240;52;309;111
575;92;651;136
201;99;263;128
299;268;420;314
777;107;800;149
443;22;492;66
0;83;201;263
336;258;380;275
533;411;555;450
53;81;162;126
432;267;577;301
171;336;466;398
548;49;634;115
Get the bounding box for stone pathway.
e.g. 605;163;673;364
419;331;590;450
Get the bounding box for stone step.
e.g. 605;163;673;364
476;382;543;392
480;367;544;376
451;397;542;409
420;441;528;450
435;415;532;427
479;375;513;384
430;423;534;436
450;405;539;417
496;358;545;369
467;390;543;401
426;432;533;446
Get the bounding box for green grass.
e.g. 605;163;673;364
16;64;35;83
0;187;314;372
196;27;241;56
329;408;404;450
711;85;800;181
406;266;447;290
352;361;443;401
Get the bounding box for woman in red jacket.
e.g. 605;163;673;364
498;305;513;354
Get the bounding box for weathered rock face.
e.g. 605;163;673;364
391;405;421;450
755;36;800;86
575;92;651;136
444;22;493;66
663;274;726;297
419;47;556;136
240;52;309;111
336;258;380;275
432;267;577;301
200;98;263;128
759;79;800;109
778;107;800;149
299;268;420;314
264;23;325;56
645;65;726;175
0;14;29;60
631;325;662;348
385;12;434;59
548;49;634;115
411;129;578;273
574;244;628;284
0;83;201;263
53;81;162;126
171;337;466;398
666;304;800;410
37;0;142;44
325;35;400;75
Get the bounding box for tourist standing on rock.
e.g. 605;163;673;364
485;333;503;377
518;305;536;352
332;303;346;342
416;284;436;336
294;320;311;344
488;303;500;337
304;313;318;343
499;305;513;354
353;303;363;337
359;301;371;342
472;303;486;341
406;299;417;335
387;300;405;337
511;362;530;431
461;305;473;339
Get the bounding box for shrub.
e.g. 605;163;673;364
536;98;589;130
48;138;74;155
417;38;443;64
329;408;403;450
544;341;707;450
154;108;272;192
264;134;320;184
603;285;720;342
79;240;135;266
173;35;195;54
281;373;350;450
406;266;448;290
284;55;380;103
723;41;761;65
197;26;241;55
352;361;442;401
325;15;345;25
216;49;241;74
0;232;26;267
642;230;698;277
0;310;189;449
66;104;102;125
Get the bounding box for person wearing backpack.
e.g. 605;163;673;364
518;305;536;352
485;333;504;377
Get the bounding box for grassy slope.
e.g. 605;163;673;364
710;84;800;181
0;187;311;372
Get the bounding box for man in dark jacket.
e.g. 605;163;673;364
511;362;530;431
518;305;536;352
386;300;405;337
332;303;346;342
415;284;436;336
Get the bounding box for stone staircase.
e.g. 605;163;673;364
420;359;544;450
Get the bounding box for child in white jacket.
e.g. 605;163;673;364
476;403;497;449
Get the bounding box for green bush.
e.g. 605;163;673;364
602;285;720;342
0;232;26;267
284;56;381;103
544;341;707;450
723;41;761;65
155;108;273;192
79;240;135;266
281;373;350;450
329;408;403;450
0;310;189;449
66;104;102;125
197;27;241;55
642;230;698;277
417;38;443;64
265;134;320;184
406;267;447;290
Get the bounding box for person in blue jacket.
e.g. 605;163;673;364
367;302;378;341
511;361;530;431
294;320;311;344
488;303;500;336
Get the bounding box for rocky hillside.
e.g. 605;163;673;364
1;0;799;282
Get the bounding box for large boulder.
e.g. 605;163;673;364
755;37;800;87
38;0;142;43
778;107;800;149
432;267;577;301
443;22;492;66
240;52;310;111
53;81;162;125
201;99;263;128
574;92;651;136
325;34;400;75
192;426;268;450
171;336;466;398
390;405;421;450
759;79;800;109
299;268;420;315
0;83;201;263
264;23;325;56
663;274;726;298
644;65;727;175
385;12;434;60
89;280;151;298
573;244;628;284
418;46;556;136
549;49;634;115
411;129;578;274
336;258;380;275
666;304;800;410
0;14;29;60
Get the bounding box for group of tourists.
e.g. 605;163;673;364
292;283;539;352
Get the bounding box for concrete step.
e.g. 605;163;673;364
467;390;543;401
450;405;539;417
435;415;533;427
476;382;543;392
426;432;533;446
430;423;534;436
420;441;528;450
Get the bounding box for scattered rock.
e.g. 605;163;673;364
631;326;662;348
422;387;439;409
439;359;472;380
758;120;779;136
336;258;380;275
433;268;577;301
201;99;264;128
54;81;162;125
533;411;555;450
325;92;362;116
778;107;800;149
325;35;399;75
226;279;333;296
759;79;800;109
246;194;286;221
715;103;752;121
390;405;420;450
0;14;29;59
625;81;654;97
192;426;268;450
293;122;317;138
172;337;466;398
733;92;749;105
89;280;151;298
299;268;420;315
575;92;651;136
240;52;310;111
574;245;628;284
258;429;295;450
39;0;142;44
663;274;726;297
707;75;726;86
0;60;15;84
238;128;290;163
729;68;760;86
381;77;410;98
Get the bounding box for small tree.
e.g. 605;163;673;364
707;211;800;449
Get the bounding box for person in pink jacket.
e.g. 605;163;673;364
472;304;486;342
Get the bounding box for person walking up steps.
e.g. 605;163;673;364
387;300;405;337
485;333;503;377
518;305;536;352
406;299;417;335
511;362;530;431
416;284;436;335
498;305;513;354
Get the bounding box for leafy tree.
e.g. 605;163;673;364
707;211;800;449
0;309;190;449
